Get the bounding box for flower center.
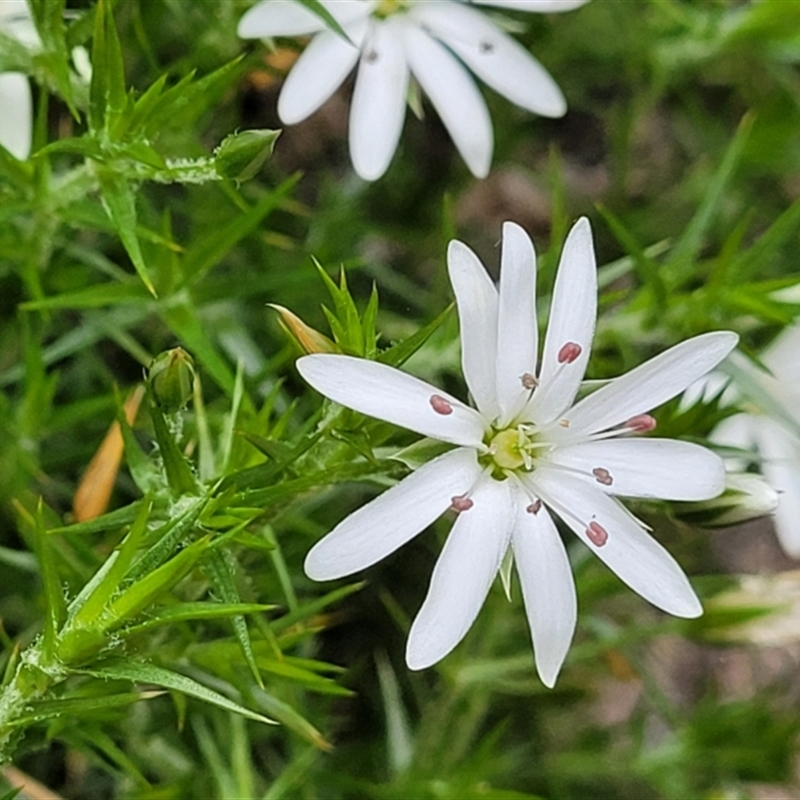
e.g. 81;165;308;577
485;424;548;476
374;0;407;18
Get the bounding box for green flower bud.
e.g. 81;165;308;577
148;348;195;413
674;473;778;528
214;129;281;182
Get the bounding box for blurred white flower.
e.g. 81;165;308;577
688;325;800;558
0;0;38;160
238;0;588;180
297;218;737;687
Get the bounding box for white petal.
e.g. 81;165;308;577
764;322;800;384
526;217;596;424
0;0;39;48
238;0;373;38
297;354;487;447
349;19;409;180
406;476;514;669
402;22;493;178
278;20;365;124
512;490;576;687
549;438;726;501
496;222;537;423
473;0;590;12
564;332;739;438
531;470;702;617
711;412;754;449
754;419;800;558
305;447;481;579
0;73;31;160
447;240;500;421
413;1;565;116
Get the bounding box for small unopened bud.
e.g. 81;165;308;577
700;571;800;646
675;473;778;528
214;129;281;182
148;348;195;413
269;304;337;354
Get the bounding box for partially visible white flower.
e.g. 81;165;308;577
296;218;737;687
687;325;800;558
238;0;588;180
0;0;39;160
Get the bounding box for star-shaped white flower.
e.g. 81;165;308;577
297;218;737;686
0;0;38;161
687;324;800;558
238;0;588;180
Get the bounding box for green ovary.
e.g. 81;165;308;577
375;0;406;18
489;428;527;471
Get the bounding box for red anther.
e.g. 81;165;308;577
586;521;609;547
557;342;582;364
430;394;453;415
592;467;613;486
626;414;657;433
451;495;474;512
526;500;542;515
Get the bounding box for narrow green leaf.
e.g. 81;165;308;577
33;500;66;654
294;0;352;43
204;548;264;687
377;303;453;367
253;688;330;749
669;113;754;281
97;170;157;296
83;660;276;724
6;691;163;728
270;582;365;635
48;500;144;536
122;602;274;637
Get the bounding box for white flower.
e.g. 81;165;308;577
0;0;38;160
237;0;588;180
690;324;800;558
296;218;737;687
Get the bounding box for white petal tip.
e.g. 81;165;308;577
537;666;560;689
671;596;703;619
405;646;436;672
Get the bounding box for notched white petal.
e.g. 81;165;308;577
564;332;739;437
415;1;566;117
350;18;409;180
406;476;514;670
526;216;596;424
305;448;481;580
496;222;538;423
447;239;500;421
278;21;365;124
531;471;703;618
550;438;726;501
512;491;576;688
297;354;486;447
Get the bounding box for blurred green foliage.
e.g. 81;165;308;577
1;0;800;798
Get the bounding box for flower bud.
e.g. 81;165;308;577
214;129;280;182
147;348;195;413
269;304;337;354
701;571;800;646
675;473;778;528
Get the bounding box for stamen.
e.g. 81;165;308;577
430;394;453;415
592;467;613;486
520;372;538;390
450;494;473;512
559;419;570;428
364;49;379;64
557;342;582;364
586;521;609;547
526;500;542;515
626;414;656;433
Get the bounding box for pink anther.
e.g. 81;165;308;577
592;467;613;486
557;342;582;364
430;394;453;415
586;521;609;547
526;500;542;515
626;414;657;433
451;495;474;512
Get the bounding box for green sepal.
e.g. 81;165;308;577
80;660;276;725
148;400;200;497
